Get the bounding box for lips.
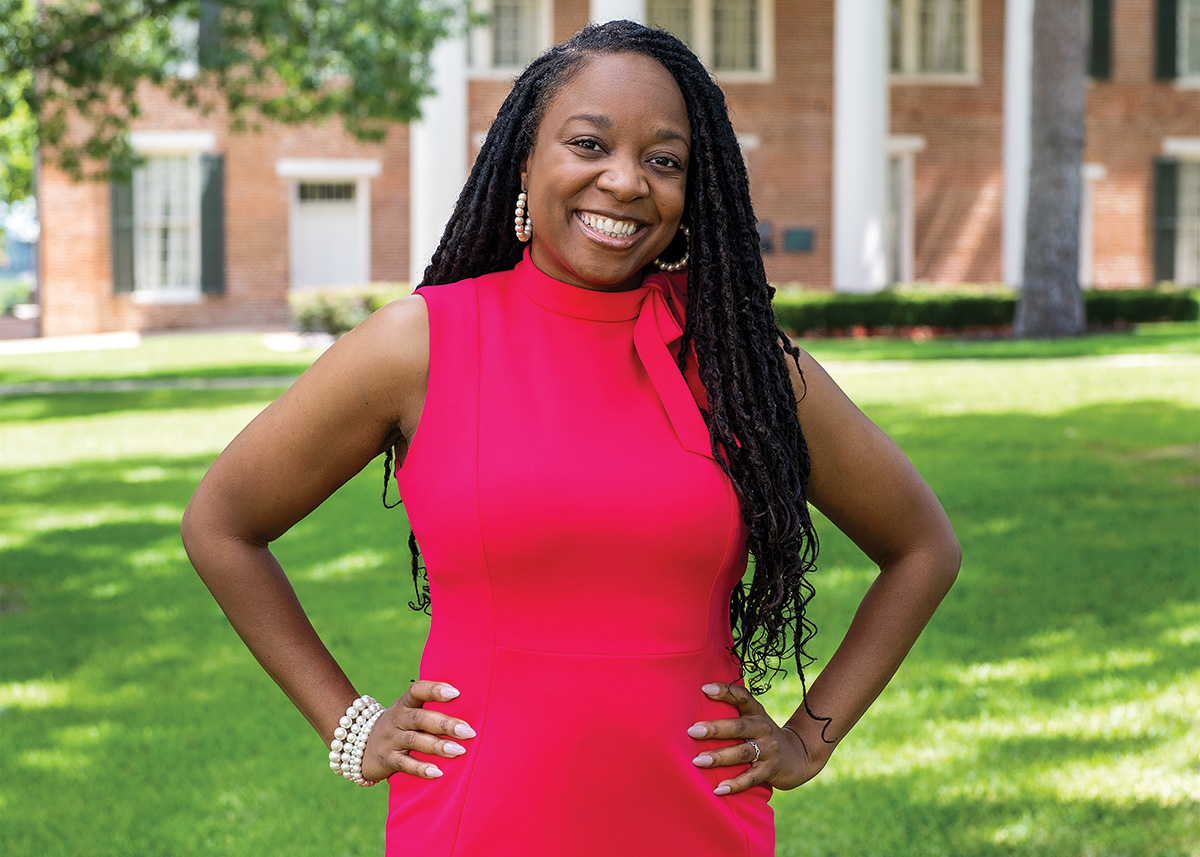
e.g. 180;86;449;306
575;211;648;248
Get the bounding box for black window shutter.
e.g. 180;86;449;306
200;153;226;296
111;179;135;294
1089;0;1112;79
1156;0;1178;80
1153;158;1178;282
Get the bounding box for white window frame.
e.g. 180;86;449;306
886;135;925;285
127;131;217;304
467;0;552;78
647;0;775;82
1078;162;1105;288
889;0;980;85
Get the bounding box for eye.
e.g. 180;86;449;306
569;138;605;153
649;154;684;171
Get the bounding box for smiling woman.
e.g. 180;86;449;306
182;19;961;857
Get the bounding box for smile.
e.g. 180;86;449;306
576;212;645;246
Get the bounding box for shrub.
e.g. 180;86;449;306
771;285;1200;335
289;283;413;336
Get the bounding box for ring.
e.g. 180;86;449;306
745;740;761;763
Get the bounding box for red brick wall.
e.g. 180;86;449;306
1085;0;1200;287
39;81;410;336
726;0;835;287
890;0;1006;285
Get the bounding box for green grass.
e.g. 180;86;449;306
0;332;326;385
1;333;1197;856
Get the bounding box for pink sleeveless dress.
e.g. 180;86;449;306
389;249;773;855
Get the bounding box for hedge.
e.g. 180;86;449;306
292;282;1199;337
771;286;1200;334
289;283;413;335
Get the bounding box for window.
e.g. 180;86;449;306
133;155;199;295
889;0;978;81
1154;146;1200;287
112;132;224;300
468;0;549;74
1177;161;1200;284
1181;0;1200;78
647;0;773;78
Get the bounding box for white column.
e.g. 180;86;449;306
410;32;469;285
589;0;645;24
833;0;889;292
1003;0;1034;288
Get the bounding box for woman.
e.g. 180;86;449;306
182;20;960;856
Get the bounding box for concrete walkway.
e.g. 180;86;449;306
0;375;300;396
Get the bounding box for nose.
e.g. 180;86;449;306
595;152;649;201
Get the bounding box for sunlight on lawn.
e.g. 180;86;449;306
2;336;1197;857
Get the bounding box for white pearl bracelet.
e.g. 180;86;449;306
328;695;386;786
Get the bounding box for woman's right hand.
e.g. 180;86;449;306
359;681;477;782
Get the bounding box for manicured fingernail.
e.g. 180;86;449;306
440;686;460;700
687;724;707;738
445;742;466;756
713;784;731;796
701;683;721;695
425;765;443;778
454;723;476;739
692;754;713;767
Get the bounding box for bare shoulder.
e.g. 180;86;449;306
307;294;429;435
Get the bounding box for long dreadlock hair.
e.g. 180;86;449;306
387;20;823;705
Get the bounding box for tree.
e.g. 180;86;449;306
1014;0;1088;338
0;0;459;203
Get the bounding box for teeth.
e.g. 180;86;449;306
581;213;638;238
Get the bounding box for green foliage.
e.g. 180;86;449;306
0;0;460;198
772;285;1200;335
289;283;413;335
0;272;34;313
1;337;1196;856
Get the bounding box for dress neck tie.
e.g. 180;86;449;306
635;273;715;461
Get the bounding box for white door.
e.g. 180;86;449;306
292;181;366;289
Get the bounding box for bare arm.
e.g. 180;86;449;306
181;297;428;742
691;346;961;794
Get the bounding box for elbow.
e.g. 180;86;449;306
933;527;963;596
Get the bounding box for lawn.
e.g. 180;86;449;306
1;329;1197;856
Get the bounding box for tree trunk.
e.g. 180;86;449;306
1015;0;1087;338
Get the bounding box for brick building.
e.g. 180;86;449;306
36;0;1200;336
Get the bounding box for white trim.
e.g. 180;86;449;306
886;134;926;154
591;0;645;23
1164;138;1200;159
736;133;762;152
1002;0;1033;287
129;130;216;153
1078;162;1104;288
275;158;382;179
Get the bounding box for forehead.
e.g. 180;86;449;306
538;52;690;141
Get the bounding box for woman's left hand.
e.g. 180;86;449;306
688;682;830;796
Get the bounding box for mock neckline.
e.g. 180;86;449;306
513;247;672;322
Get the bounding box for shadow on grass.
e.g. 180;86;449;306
0;387;292;422
2;395;1196;856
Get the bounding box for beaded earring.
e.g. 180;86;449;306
514;191;532;242
653;223;690;272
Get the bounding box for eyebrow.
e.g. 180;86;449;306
563;113;691;149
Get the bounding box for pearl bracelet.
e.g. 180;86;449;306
328;695;386;786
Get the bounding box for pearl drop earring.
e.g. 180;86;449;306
653;223;690;272
514;191;532;242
